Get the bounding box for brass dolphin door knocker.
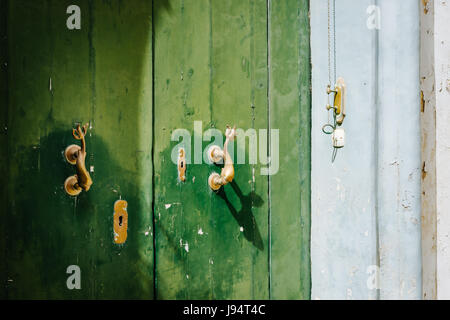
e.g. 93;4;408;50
64;123;93;196
207;125;236;191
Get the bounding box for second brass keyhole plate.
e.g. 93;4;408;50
177;148;186;182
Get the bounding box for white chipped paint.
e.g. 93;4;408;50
434;0;450;300
179;239;189;252
421;0;437;300
421;0;450;300
346;288;353;300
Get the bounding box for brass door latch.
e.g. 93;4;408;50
64;123;93;196
323;77;347;162
326;77;346;126
208;126;236;191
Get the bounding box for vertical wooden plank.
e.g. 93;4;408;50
269;0;311;299
153;0;213;299
0;0;7;299
6;0;95;299
434;0;450;300
5;0;154;298
420;0;436;300
421;0;450;300
210;0;268;299
90;0;154;299
154;0;269;299
311;0;378;300
377;0;421;300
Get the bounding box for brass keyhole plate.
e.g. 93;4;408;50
114;200;128;244
177;148;186;182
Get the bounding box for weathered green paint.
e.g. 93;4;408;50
2;0;311;299
269;0;311;299
153;0;310;300
4;0;153;299
153;0;269;299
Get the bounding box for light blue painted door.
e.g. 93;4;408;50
311;0;421;299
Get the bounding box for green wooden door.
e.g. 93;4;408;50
1;0;310;300
153;0;311;300
2;0;154;299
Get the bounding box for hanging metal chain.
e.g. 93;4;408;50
326;0;339;163
327;0;332;86
333;0;336;84
324;0;337;135
327;0;336;86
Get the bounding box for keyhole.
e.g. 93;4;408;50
180;161;184;168
119;215;123;226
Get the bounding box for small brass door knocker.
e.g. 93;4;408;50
64;123;93;196
322;77;346;162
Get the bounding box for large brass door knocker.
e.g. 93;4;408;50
207;125;236;191
64;123;93;196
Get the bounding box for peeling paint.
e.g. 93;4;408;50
422;162;427;180
421;90;425;112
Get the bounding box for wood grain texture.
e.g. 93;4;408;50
269;0;311;300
